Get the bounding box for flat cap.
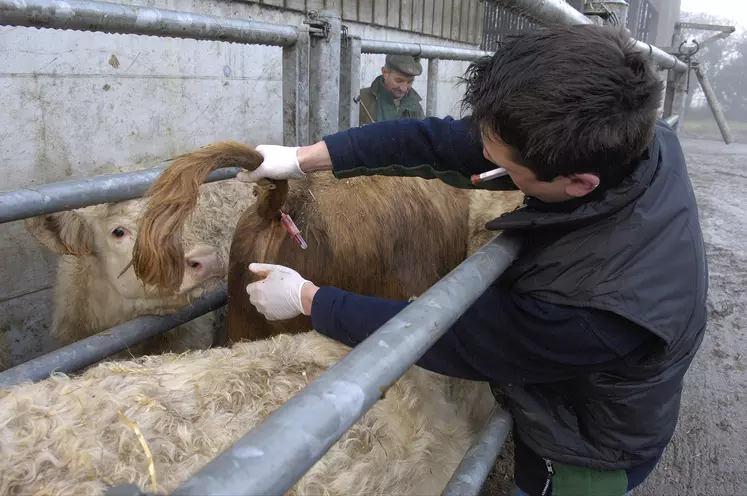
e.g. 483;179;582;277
385;54;423;77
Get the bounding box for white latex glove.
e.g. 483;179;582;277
246;263;312;321
236;145;306;183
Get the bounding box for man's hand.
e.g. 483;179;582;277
237;141;334;183
246;263;319;320
236;145;305;183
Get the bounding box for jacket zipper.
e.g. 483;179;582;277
541;458;554;496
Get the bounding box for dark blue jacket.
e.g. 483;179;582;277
310;116;706;494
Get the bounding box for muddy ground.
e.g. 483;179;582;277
484;137;747;496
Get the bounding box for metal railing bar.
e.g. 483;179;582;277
0;0;299;47
0;166;242;225
168;232;522;496
360;39;492;61
489;0;688;72
441;406;514;496
0;283;227;389
664;114;680;128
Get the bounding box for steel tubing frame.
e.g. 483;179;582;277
426;58;440;117
309;10;342;143
491;0;688;72
693;61;733;145
0;283;228;389
0;0;310;224
8;0;698;494
0;166;242;225
360;39;491;61
0;0;298;46
167;233;522;496
339;35;362;130
441;406;514;496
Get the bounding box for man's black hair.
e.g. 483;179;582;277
460;24;664;185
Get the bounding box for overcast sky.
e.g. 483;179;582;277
680;0;747;25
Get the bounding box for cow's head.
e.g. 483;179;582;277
25;179;256;302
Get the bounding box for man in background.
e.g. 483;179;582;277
357;54;426;124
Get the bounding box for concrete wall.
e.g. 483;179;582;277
649;0;681;46
0;0;480;367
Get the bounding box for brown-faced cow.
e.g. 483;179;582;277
131;141;484;344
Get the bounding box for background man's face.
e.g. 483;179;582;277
381;67;415;99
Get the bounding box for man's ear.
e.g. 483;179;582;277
564;173;600;198
24;211;94;255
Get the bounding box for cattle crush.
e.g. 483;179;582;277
0;0;725;494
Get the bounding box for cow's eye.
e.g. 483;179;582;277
112;227;127;238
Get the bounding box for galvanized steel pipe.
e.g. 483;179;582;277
170;232;522;496
308;10;342;142
426;58;440;117
339;35;362;130
664;114;680;129
0;283;227;389
360;39;491;61
492;0;688;72
0;166;242;224
693;62;733;145
0;0;299;46
441;407;514;496
282;29;311;146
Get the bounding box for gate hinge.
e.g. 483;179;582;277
303;10;330;41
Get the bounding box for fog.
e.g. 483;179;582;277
675;0;747;142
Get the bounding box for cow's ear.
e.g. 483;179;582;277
24;211;94;256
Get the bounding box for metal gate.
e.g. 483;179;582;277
0;0;694;495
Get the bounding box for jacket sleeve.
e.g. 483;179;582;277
309;284;656;384
321;116;518;191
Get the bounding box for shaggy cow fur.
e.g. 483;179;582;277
23;179;256;358
0;331;497;496
131;140;479;343
466;189;526;256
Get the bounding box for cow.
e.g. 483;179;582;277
466;188;526;256
130;140;524;344
0;330;498;496
22;178;257;359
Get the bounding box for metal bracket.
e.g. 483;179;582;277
583;2;619;25
675;39;700;96
341;24;349;47
676;22;736;33
303;10;330;41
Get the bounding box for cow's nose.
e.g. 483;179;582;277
184;244;224;282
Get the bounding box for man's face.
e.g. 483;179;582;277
481;132;600;203
381;67;415;99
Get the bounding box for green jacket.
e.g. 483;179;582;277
358;75;425;125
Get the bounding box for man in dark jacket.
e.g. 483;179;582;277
237;25;708;496
357;54;426;124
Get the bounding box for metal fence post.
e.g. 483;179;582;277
427;58;440;117
664;24;689;129
587;1;629;29
441;407;513;496
0;284;228;389
493;0;687;72
692;61;733;145
339;35;361;130
308;10;342;142
168;233;522;496
283;28;311;146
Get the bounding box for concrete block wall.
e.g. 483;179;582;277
0;0;481;367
